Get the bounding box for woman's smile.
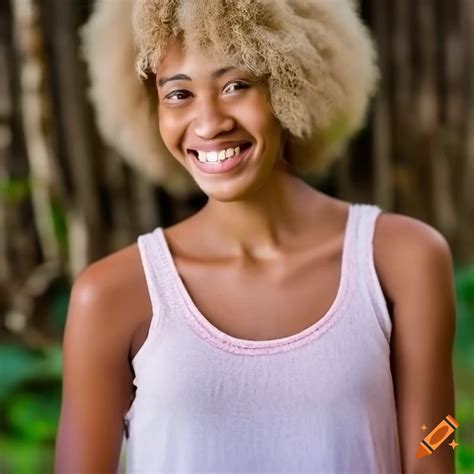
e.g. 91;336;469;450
188;141;254;175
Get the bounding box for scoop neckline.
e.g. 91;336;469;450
156;203;356;355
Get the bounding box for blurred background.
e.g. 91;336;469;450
0;0;473;472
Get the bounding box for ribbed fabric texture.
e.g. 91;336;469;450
124;203;402;473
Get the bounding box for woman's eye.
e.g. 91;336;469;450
163;82;249;101
164;90;190;101
225;81;249;92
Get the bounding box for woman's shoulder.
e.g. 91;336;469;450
72;242;148;305
373;209;453;306
67;242;151;355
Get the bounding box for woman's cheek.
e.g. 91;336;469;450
159;110;178;140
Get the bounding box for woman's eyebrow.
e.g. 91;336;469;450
157;67;238;88
157;73;191;87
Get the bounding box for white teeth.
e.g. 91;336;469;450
207;151;218;162
195;145;248;164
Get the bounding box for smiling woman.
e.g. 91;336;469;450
54;1;456;473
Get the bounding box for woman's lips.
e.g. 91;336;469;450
190;144;253;175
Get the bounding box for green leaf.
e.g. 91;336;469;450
0;436;54;473
6;389;60;442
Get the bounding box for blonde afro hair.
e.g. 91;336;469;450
81;0;379;198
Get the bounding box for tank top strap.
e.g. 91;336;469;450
352;203;392;344
137;227;179;317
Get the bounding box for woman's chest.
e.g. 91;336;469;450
172;239;345;342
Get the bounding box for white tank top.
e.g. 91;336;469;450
124;203;402;473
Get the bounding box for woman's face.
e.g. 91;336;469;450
155;38;284;201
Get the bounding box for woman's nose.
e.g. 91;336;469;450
193;100;235;139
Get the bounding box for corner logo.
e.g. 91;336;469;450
416;414;459;459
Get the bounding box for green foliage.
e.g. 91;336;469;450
49;278;71;332
50;197;69;256
0;345;62;404
0;178;31;204
0;345;62;472
452;264;474;472
6;386;60;441
0;176;69;257
454;264;474;369
455;383;474;472
0;437;55;474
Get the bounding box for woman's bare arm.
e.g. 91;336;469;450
55;260;136;473
376;214;456;474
